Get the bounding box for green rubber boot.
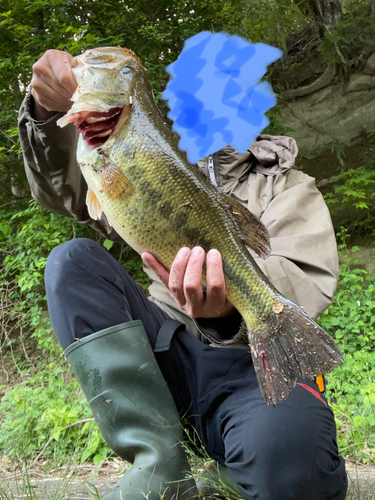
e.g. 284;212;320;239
65;320;197;500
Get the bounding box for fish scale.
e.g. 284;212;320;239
59;47;343;406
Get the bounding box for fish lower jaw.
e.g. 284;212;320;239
74;105;131;148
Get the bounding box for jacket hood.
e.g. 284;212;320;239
217;134;299;179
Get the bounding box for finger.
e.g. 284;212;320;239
34;69;73;103
49;51;77;95
32;68;72;102
141;252;170;289
33;54;74;101
183;247;205;312
31;84;71;112
206;249;227;316
169;247;191;307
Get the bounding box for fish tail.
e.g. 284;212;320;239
246;304;343;407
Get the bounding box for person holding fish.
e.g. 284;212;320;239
19;47;348;500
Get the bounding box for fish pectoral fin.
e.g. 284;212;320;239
96;149;134;201
222;193;271;259
86;188;103;220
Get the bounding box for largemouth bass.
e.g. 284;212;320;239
58;47;343;406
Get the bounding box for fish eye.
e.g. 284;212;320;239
120;67;133;75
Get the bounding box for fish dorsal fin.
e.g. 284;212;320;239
86;188;103;220
222;193;271;259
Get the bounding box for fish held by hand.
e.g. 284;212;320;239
57;47;343;406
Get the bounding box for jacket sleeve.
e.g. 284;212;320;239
251;170;339;319
18;93;122;241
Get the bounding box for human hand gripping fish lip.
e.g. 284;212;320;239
57;47;139;147
57;46;343;406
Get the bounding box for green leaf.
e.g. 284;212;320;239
103;239;114;250
93;453;106;467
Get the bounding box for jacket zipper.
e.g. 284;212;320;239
207;155;217;187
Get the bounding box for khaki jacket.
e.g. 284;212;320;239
18;93;339;342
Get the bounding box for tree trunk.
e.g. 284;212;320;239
308;0;342;30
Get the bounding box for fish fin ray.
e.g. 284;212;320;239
96;148;134;200
86;188;103;220
104;213;113;228
222;193;271;259
246;303;343;406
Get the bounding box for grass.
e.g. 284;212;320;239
0;463;75;500
0;451;375;499
1;393;375;500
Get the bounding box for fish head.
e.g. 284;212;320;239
57;47;149;147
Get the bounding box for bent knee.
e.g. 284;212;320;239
45;238;102;293
227;458;347;500
224;403;347;500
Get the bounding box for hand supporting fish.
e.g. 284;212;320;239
143;246;235;318
57;47;343;406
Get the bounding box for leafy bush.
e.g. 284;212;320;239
0;201;147;464
319;245;375;463
319;247;375;354
317;1;375;66
324;166;375;235
0;362;110;465
0;202;107;464
1;201;90;358
326;352;375;461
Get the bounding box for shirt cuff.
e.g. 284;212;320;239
24;92;62;127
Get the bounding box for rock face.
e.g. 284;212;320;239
364;52;375;75
343;245;375;274
277;72;375;168
347;74;375;92
277;60;375;231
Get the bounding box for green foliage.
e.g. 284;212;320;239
0;202;107;464
324;165;375;235
318;1;375;66
326;352;375;461
0;201;146;464
0;362;110;464
0;201;90;356
319;246;375;353
319;244;375;463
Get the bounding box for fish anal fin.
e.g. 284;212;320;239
86;188;103;220
222;193;271;259
104;213;113;228
96;148;134;201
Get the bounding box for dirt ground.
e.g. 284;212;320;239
1;461;375;499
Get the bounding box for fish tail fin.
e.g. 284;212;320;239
246;304;343;407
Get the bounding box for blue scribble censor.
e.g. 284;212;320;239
162;32;283;164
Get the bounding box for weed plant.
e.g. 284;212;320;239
318;241;375;463
0;455;92;500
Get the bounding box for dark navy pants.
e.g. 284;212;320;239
45;238;347;500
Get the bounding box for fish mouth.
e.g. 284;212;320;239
70;105;131;147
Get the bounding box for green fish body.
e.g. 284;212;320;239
58;47;343;406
